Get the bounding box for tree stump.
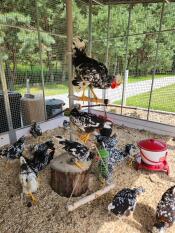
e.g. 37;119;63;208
50;152;92;197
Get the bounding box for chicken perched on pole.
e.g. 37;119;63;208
70;106;113;143
72;37;121;103
54;136;95;169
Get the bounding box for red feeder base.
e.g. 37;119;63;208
135;155;170;175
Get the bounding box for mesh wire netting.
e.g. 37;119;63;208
0;0;175;135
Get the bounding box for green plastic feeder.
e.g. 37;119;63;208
98;148;109;179
99;149;109;158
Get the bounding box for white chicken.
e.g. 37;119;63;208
19;156;38;204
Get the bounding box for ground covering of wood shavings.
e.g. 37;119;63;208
0;125;175;233
109;107;175;126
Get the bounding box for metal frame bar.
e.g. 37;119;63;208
121;4;132;114
0;58;17;143
80;0;175;5
35;0;47;120
91;28;175;42
88;0;93;112
102;5;111;103
147;2;165;120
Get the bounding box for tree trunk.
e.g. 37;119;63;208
50;152;92;197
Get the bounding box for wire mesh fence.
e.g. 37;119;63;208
0;0;175;136
0;0;68;134
88;1;175;126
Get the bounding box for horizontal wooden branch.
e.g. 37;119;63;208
67;183;115;212
69;95;107;104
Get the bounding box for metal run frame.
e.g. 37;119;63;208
0;0;174;143
86;1;174;120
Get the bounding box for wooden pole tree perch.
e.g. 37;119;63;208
67;183;115;212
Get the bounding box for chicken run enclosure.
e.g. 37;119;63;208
0;0;175;142
1;1;175;233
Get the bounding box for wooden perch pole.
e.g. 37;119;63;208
69;95;108;104
67;183;115;212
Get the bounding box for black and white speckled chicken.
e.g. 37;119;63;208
30;122;42;138
54;136;95;169
152;185;175;233
0;136;25;160
108;187;145;216
19;156;38;204
97;134;136;169
72;37;121;101
26;140;55;174
63;120;70;129
70;107;113;142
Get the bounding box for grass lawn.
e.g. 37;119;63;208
14;74;175;97
15;83;68;96
114;83;175;112
128;74;175;83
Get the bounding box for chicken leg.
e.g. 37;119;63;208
89;85;101;104
78;82;87;102
75;161;84;170
79;133;91;143
27;192;37;204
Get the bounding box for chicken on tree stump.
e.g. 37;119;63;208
50;152;92;197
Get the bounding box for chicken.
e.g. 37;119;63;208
19;156;38;204
96;135;137;181
70;107;113;142
72;37;121;102
108;187;145;217
0;136;25;160
26;140;55;174
63;120;70;129
152;185;175;233
54;136;95;169
30;122;42;138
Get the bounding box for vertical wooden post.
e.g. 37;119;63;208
0;58;16;143
66;0;73;109
66;0;74;140
35;0;47;120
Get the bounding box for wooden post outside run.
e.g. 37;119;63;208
67;183;115;212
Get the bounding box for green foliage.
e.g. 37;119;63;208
0;0;175;86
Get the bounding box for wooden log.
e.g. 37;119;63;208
67;183;115;212
50;152;92;197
